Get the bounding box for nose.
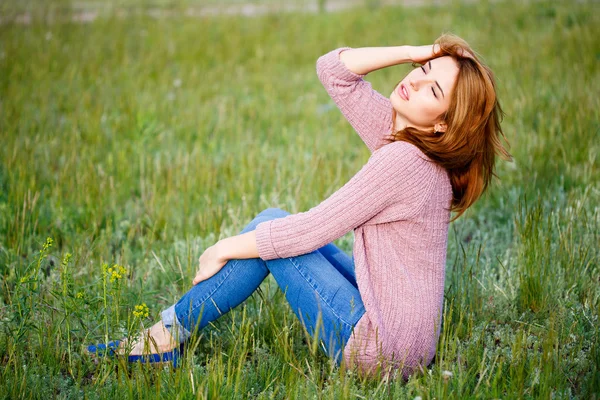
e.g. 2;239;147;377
408;79;419;91
409;78;423;91
410;74;436;92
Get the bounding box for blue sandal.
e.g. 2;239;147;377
87;340;121;357
87;340;184;368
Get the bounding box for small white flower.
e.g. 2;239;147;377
45;31;52;41
442;370;453;382
414;397;422;400
173;78;182;88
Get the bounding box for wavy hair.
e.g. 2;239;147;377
382;33;512;221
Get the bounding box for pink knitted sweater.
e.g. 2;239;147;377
255;47;453;380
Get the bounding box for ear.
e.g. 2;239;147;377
434;122;447;133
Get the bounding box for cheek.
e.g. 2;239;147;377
419;97;446;119
408;96;438;120
390;91;403;111
390;91;445;124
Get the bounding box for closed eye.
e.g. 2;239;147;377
421;65;438;99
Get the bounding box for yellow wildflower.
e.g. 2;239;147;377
106;264;127;283
62;252;72;267
75;291;84;299
133;303;149;319
41;237;53;253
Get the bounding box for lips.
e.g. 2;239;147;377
397;83;409;101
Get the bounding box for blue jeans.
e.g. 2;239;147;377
161;207;365;364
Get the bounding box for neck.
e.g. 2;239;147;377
393;112;431;133
393;112;410;132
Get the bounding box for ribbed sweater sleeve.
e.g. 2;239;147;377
316;47;394;153
254;141;435;260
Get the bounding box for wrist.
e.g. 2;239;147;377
405;45;417;62
215;231;259;261
394;45;413;65
409;44;439;64
215;239;231;263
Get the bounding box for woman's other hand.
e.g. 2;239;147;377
193;242;229;285
409;44;441;64
409;44;474;64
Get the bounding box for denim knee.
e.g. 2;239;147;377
258;207;291;219
241;208;291;234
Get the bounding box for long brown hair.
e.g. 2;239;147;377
382;33;512;222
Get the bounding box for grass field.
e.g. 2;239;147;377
1;0;599;398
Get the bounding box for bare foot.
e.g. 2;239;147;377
119;321;178;356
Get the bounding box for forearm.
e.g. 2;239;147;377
338;44;437;75
338;45;413;75
217;231;259;261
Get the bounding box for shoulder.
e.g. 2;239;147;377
372;140;434;167
373;141;448;187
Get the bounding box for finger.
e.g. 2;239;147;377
459;48;474;59
193;272;206;285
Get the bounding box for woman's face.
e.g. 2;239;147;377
390;56;460;132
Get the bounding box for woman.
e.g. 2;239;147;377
88;33;511;381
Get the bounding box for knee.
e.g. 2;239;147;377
258;207;291;219
241;208;291;235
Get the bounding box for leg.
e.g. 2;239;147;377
161;208;281;343
260;210;365;364
316;242;358;289
117;208;279;356
158;207;364;365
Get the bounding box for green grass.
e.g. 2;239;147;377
1;0;599;398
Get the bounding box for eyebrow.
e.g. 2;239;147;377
429;61;445;99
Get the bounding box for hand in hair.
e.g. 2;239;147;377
454;46;475;60
409;43;474;64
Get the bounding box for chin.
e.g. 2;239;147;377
389;94;402;111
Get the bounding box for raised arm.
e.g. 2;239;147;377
338;44;446;74
316;48;393;153
337;45;413;75
316;45;441;153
